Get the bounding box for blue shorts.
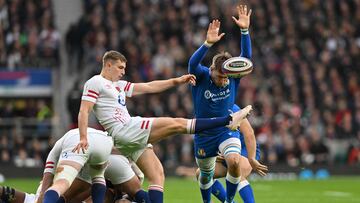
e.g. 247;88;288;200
194;130;240;159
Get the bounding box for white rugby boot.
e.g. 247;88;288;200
227;105;252;131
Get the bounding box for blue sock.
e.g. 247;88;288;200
238;180;255;203
43;189;60;203
135;189;151;203
225;173;240;203
200;187;212;203
199;177;213;203
191;116;231;133
211;179;226;202
149;185;163;203
56;196;65;203
91;183;106;203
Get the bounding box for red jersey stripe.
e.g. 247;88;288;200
85;94;98;99
140;120;145;129
88;90;99;96
46;161;54;165
124;82;131;91
145;120;150;129
45;166;54;169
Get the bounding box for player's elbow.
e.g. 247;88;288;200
188;56;199;69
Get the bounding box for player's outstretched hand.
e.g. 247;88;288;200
176;74;196;86
249;158;268;177
206;19;225;44
72;139;89;154
232;4;252;29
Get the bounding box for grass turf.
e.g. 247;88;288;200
2;176;360;203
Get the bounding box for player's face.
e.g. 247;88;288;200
211;69;229;87
108;60;126;81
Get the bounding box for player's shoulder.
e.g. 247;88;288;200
86;75;103;84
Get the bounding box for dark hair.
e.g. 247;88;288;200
102;50;127;67
210;52;232;71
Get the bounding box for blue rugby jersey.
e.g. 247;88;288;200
188;33;252;137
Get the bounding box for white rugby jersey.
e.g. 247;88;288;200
81;75;134;130
43;128;109;174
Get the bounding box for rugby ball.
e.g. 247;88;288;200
221;56;253;78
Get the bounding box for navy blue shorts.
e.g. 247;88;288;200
194;130;240;159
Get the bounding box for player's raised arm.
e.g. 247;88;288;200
188;20;225;76
131;74;196;96
232;4;252;59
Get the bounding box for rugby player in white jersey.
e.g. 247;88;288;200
38;128;113;203
73;51;253;203
0;153;147;203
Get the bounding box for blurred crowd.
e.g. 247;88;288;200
66;0;360;169
0;0;60;69
1;0;360;169
0;98;53;167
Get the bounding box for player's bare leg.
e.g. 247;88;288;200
43;161;82;203
115;176;143;199
136;148;164;203
63;178;91;202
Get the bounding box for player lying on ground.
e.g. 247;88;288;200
74;50;253;203
195;105;264;203
188;4;266;203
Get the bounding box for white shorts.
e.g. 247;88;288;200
59;131;113;166
78;155;135;185
109;116;154;161
24;193;37;203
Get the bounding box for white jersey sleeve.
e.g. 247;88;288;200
43;137;63;174
118;80;134;97
82;77;102;103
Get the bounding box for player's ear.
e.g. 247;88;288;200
106;61;112;68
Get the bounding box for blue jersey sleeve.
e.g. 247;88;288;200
188;44;210;79
240;33;252;59
234;32;252;86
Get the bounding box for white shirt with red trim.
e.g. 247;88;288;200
43;128;109;174
81;75;134;131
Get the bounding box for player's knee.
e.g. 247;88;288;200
226;153;241;170
0;186;16;202
199;169;214;185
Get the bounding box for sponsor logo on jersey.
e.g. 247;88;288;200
62;152;68;158
203;89;231;101
118;95;126;106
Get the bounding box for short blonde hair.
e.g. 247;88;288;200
102;50;127;67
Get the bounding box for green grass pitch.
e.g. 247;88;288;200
2;177;360;202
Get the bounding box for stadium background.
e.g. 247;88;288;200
0;0;359;202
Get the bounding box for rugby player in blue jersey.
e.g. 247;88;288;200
188;4;267;203
196;105;264;203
